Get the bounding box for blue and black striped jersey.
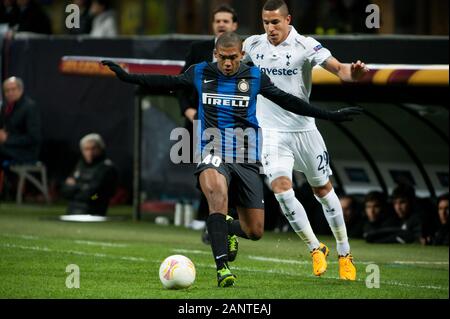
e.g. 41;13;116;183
111;61;345;163
188;62;263;163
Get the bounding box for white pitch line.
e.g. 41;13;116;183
393;261;449;265
3;236;448;267
2;243;447;291
0;234;128;248
173;248;447;266
249;256;448;266
248;255;309;264
1;243;146;262
2;243;50;252
248;255;379;265
0;233;40;240
172;249;210;255
383;280;447;291
74;240;128;248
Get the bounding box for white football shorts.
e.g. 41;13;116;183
261;129;332;187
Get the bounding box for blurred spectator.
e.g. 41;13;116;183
89;0;117;38
16;0;52;34
0;0;19;29
61;133;118;216
338;0;376;34
0;76;41;164
391;184;424;242
314;0;375;35
340;194;364;238
432;193;449;246
67;0;92;35
362;191;397;239
365;184;424;244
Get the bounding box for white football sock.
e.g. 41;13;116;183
314;188;350;256
275;189;320;251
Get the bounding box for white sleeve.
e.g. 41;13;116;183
242;36;256;64
242;37;250;53
304;37;332;67
104;17;118;37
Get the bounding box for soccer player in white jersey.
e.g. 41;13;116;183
243;0;369;280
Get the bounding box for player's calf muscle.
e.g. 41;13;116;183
199;171;228;213
202;187;228;213
206;193;228;213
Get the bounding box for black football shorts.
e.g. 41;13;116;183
195;160;264;210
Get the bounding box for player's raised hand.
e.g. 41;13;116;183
101;60;128;79
329;106;364;122
350;60;369;81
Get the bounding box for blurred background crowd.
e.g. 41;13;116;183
273;182;449;246
1;0;448;37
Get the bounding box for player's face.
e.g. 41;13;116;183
365;201;381;222
262;9;291;46
3;81;23;104
438;199;449;225
212;12;237;38
81;140;102;164
214;45;244;76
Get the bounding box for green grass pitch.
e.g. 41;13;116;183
0;203;448;299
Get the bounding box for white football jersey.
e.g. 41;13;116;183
243;26;332;132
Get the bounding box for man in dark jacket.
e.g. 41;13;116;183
0;76;41;164
362;191;397;241
61;133;118;216
340;194;364;238
365;185;424;244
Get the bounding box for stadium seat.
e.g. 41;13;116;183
9;162;50;205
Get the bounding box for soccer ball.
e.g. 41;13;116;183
159;255;196;289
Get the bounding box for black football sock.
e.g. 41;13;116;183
206;213;229;270
227;219;250;239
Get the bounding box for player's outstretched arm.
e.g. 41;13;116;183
323;57;369;82
259;73;363;122
101;60;192;91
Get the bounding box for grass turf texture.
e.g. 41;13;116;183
0;203;448;299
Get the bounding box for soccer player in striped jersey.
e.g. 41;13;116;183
102;32;362;287
243;0;369;280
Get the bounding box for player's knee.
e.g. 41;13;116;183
271;177;293;194
248;231;263;241
312;181;333;198
247;226;264;241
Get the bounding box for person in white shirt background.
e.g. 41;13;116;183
89;0;117;38
243;0;369;280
